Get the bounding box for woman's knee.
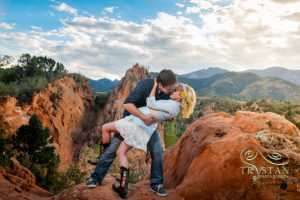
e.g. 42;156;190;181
102;123;109;132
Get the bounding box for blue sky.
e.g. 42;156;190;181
1;0;180;31
1;0;300;80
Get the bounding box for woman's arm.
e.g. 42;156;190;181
147;79;179;119
147;97;178;114
149;79;158;98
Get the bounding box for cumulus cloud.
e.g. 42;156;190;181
1;0;300;79
0;22;15;30
175;3;185;8
31;26;42;31
104;6;116;14
51;3;77;15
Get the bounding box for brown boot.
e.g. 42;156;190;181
112;166;130;198
87;143;110;165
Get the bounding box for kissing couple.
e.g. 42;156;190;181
86;69;197;198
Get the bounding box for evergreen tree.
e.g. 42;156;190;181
11;114;60;185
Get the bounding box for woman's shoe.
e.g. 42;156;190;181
87;143;110;165
112;166;130;198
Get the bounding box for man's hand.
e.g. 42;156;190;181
142;114;155;125
165;117;175;122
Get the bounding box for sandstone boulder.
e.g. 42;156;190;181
164;111;300;200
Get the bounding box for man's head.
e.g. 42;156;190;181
156;69;177;94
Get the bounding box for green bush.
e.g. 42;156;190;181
0;53;67;103
0;136;13;167
47;165;88;194
11;114;60;190
94;92;110;109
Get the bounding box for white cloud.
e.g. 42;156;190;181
51;3;77;15
186;6;201;14
0;22;15;30
31;26;42;31
1;0;300;79
104;6;116;14
175;3;185;8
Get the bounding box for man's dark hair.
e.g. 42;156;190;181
156;69;177;86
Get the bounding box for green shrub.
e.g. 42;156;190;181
0;136;12;167
48;165;88;194
11;114;60;190
94;92;110;109
0;53;67;103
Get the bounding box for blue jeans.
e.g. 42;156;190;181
91;129;163;186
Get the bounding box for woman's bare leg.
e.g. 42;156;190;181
101;122;119;144
116;141;132;168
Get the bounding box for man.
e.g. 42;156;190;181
86;69;177;197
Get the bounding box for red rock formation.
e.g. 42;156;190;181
82;64;153;177
8;157;36;187
29;76;95;171
99;63;150;124
0;174;52;200
0;159;52;199
164;111;300;200
54;174;183;200
0;75;96;171
0;97;30;137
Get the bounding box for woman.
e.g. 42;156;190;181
100;81;196;198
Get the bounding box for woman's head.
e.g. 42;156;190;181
170;83;197;119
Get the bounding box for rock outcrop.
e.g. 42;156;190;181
0;97;30;138
0;75;96;171
0;159;52;200
0;173;52;200
98;63;150;125
164;111;300;200
80;64;154;178
54;111;300;200
29;76;95;171
54;174;183;200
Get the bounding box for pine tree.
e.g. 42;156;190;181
11;114;60;185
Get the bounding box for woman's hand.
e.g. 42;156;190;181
154;79;158;87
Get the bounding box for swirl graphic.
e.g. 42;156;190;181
255;130;273;144
240;147;259;174
240;147;290;175
265;151;290;166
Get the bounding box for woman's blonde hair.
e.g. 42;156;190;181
179;83;197;119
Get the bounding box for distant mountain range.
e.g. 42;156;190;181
88;78;119;92
89;66;300;101
243;67;300;86
181;67;228;79
183;66;300;86
179;71;300;101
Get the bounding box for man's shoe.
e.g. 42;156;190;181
86;178;98;188
150;184;168;197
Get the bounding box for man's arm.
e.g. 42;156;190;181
124;104;154;125
123;80;154;125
